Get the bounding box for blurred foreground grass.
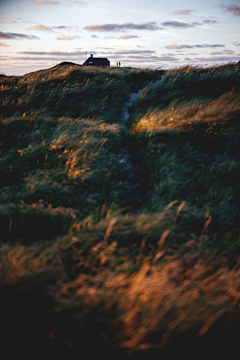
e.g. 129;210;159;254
0;62;240;359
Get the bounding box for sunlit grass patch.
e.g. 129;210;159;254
52;253;240;356
132;93;240;133
129;62;240;127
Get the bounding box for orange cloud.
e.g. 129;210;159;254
57;34;73;40
120;35;139;39
0;42;10;47
1;17;21;24
57;34;80;40
173;9;194;15
26;24;54;32
32;0;59;5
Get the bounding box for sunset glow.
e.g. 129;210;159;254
0;0;239;74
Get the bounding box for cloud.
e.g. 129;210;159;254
0;31;39;40
32;0;59;5
0;17;22;24
221;49;235;54
67;1;88;6
195;44;225;48
52;25;74;31
161;52;175;56
203;19;218;24
8;53;179;67
138;55;179;62
165;43;225;49
18;50;84;56
57;34;80;40
9;57;81;62
73;1;88;4
220;4;240;16
119;34;139;39
162;20;195;28
104;34;140;40
26;24;75;32
210;49;235;55
94;47;114;50
114;49;155;55
57;35;73;40
0;56;9;61
0;42;10;47
173;9;194;15
26;24;54;32
194;55;240;62
166;44;193;49
233;41;240;46
83;22;160;32
99;53;180;63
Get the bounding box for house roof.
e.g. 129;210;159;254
83;57;110;66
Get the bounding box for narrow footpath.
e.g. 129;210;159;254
118;80;162;212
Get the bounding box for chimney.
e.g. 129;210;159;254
91;54;93;58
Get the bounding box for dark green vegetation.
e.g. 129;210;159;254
1;62;240;359
0;63;161;122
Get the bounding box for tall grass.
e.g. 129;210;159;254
129;63;240;233
1;62;240;359
0;64;164;122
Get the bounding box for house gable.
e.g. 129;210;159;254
83;55;110;67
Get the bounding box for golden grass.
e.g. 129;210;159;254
132;93;240;134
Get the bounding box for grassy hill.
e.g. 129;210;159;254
1;62;240;359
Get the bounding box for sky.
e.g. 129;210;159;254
0;0;239;75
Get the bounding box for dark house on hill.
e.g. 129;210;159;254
83;54;110;67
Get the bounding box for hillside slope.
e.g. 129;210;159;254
0;62;240;359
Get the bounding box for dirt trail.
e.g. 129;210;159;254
119;79;162;212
